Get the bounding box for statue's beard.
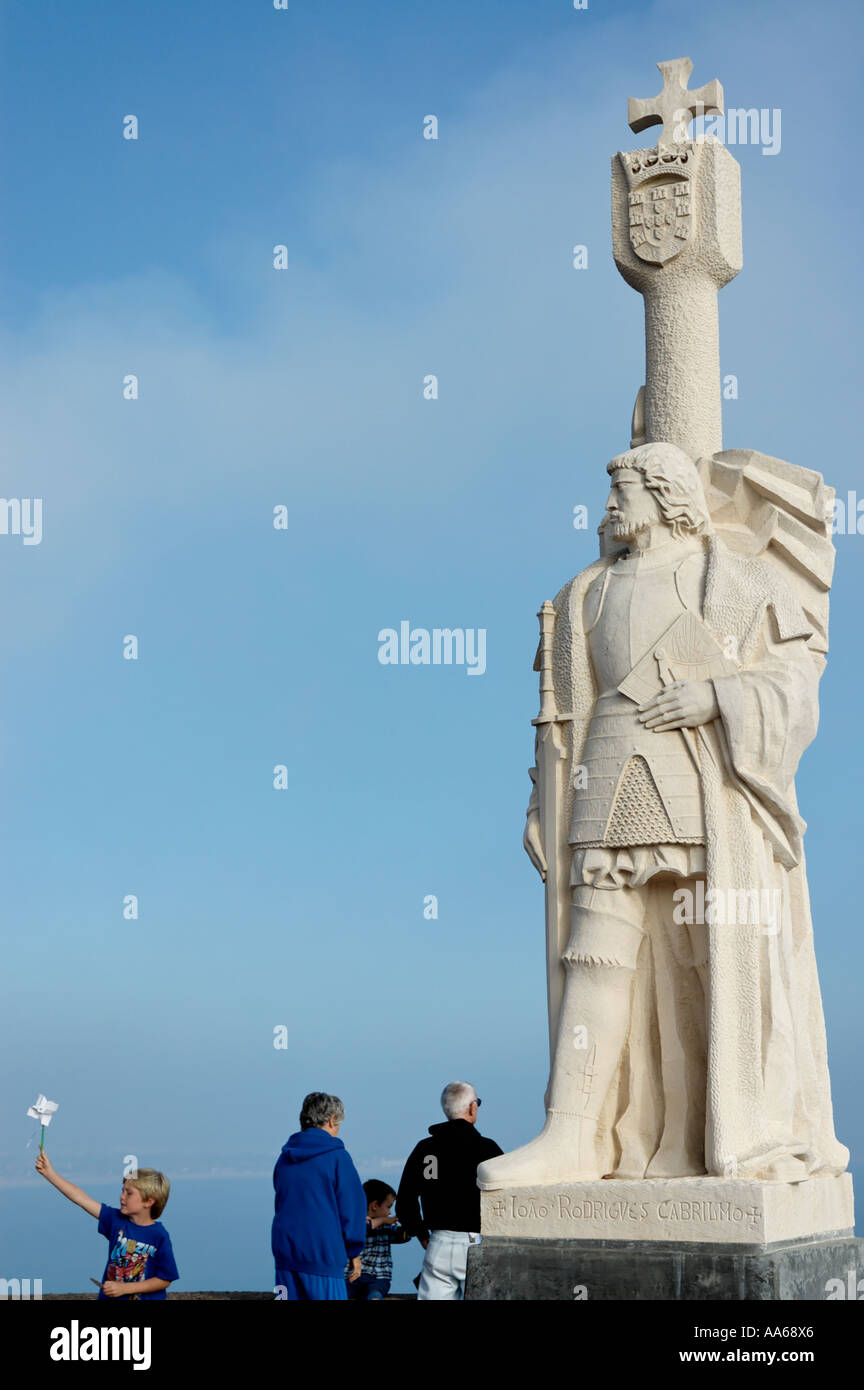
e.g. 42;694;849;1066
607;512;659;541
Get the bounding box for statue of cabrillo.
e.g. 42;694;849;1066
479;60;849;1193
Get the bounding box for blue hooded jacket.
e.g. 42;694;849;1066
271;1128;367;1278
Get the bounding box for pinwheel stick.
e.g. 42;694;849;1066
40;1125;45;1152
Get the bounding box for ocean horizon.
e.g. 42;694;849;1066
5;1167;861;1298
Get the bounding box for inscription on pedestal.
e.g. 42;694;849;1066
482;1176;854;1246
491;1191;761;1232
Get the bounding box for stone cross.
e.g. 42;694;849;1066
628;57;724;148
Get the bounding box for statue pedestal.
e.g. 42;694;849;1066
465;1176;862;1300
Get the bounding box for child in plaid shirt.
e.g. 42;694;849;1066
346;1180;412;1300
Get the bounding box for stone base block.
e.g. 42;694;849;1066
465;1234;864;1301
481;1174;854;1245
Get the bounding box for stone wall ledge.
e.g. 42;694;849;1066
34;1292;416;1301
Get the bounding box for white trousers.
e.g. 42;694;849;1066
417;1230;480;1301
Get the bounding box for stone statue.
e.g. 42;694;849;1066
479;439;849;1190
478;59;850;1198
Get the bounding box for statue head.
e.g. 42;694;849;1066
603;442;712;543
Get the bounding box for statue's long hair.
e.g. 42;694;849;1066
607;443;712;539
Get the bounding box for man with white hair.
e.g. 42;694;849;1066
397;1081;502;1300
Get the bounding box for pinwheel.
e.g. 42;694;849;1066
26;1094;58;1151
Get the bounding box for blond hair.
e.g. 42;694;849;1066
127;1168;171;1219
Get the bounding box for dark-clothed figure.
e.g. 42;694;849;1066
397;1081;502;1300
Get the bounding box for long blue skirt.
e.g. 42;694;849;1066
275;1268;347;1301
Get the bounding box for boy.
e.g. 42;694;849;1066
347;1179;411;1301
36;1150;179;1300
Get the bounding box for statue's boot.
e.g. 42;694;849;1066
644;952;709;1177
478;903;643;1190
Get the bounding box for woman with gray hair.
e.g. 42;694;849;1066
271;1092;367;1300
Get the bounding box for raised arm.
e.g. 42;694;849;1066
35;1151;101;1218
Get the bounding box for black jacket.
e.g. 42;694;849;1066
396;1119;503;1237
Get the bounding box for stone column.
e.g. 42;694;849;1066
611;139;742;462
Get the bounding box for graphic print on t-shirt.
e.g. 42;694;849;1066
106;1229;157;1284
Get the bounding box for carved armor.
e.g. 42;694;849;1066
569;541;706;849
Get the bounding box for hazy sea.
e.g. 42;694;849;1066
4;1168;861;1297
0;1175;423;1295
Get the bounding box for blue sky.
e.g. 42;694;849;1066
2;0;863;1286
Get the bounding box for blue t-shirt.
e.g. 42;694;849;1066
97;1205;179;1300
